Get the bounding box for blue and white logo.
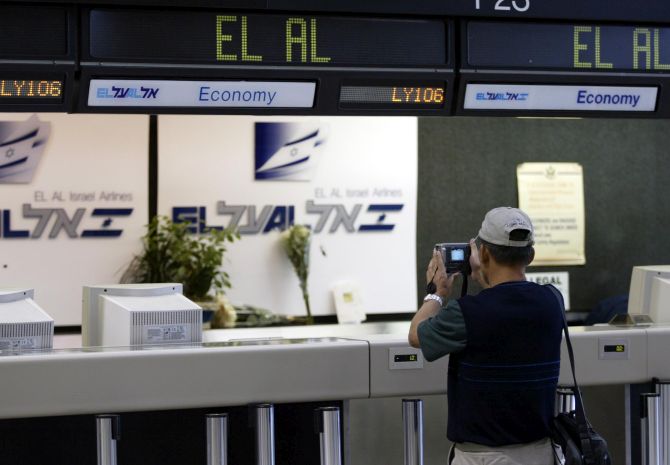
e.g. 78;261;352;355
465;84;657;112
475;91;529;102
0;205;133;239
0;114;50;184
254;122;327;181
95;86;159;99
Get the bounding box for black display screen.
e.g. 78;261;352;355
394;354;419;363
89;10;447;67
468;21;670;72
0;79;64;101
0;7;69;58
340;82;446;109
604;345;626;353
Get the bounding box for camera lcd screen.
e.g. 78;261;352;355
451;249;465;261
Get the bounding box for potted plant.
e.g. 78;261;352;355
120;215;239;327
280;224;313;324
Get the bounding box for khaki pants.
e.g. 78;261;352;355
450;437;555;465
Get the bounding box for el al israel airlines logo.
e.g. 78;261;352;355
254;122;327;181
0;114;50;184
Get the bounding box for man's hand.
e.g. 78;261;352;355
426;249;459;298
411;250;460;348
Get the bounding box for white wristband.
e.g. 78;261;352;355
423;293;444;306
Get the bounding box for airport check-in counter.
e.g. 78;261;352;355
557;325;649;386
1;322;669;464
0;322;665;416
0;338;370;419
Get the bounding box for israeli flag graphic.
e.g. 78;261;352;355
255;122;327;181
0;114;50;184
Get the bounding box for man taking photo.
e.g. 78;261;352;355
409;207;563;465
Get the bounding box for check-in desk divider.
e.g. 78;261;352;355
96;414;120;465
206;413;228;465
555;387;576;415
402;399;424;465
251;404;275;465
314;407;342;465
641;393;661;465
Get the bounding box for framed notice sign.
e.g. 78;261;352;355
517;163;585;266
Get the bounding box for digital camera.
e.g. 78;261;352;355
435;243;472;275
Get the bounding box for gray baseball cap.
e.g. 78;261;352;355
478;207;535;247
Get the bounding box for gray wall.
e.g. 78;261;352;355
417;117;670;311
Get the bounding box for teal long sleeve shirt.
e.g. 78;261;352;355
417;299;467;362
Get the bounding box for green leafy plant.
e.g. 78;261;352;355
280;224;313;323
121;216;238;301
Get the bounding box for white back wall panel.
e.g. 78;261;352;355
0;114;148;325
158;116;417;316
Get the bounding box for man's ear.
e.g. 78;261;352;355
480;244;490;265
527;247;535;266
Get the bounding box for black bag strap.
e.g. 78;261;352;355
546;284;596;465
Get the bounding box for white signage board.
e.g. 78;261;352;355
0;114;148;325
517;163;586;266
88;80;316;108
158;116;418;316
464;84;658;112
526;272;570;310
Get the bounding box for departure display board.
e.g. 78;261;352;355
468;22;670;72
339;83;446;109
0;6;69;58
0;80;64;101
88;10;447;66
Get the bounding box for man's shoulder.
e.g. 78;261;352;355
458;281;561;313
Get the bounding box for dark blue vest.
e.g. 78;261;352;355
447;281;563;446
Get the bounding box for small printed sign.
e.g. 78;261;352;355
526;271;570;310
143;325;189;344
464;84;657;112
518;163;585;266
88;80;316;108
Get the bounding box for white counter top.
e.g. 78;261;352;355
9;321;667;420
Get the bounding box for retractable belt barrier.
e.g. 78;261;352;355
314;407;342;465
96;414;120;465
252;404;275;465
641;393;661;465
654;380;670;465
556;387;576;415
402;399;424;465
206;413;228;465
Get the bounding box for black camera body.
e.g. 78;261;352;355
435;243;472;276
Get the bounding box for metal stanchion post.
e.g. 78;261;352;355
314;407;342;465
402;399;424;465
656;382;670;465
206;413;228;465
96;414;120;465
253;404;275;465
555;387;576;415
641;393;661;465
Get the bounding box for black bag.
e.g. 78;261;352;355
547;285;612;465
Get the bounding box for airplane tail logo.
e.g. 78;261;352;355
0;114;50;184
254;122;327;181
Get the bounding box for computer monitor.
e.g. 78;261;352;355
0;288;54;351
82;284;202;347
628;265;670;324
